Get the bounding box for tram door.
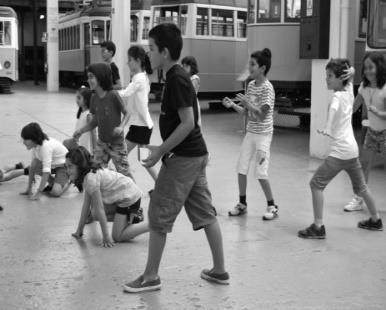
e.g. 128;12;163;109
84;22;91;67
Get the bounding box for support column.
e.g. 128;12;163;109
46;0;59;92
32;0;39;85
111;0;131;87
309;0;355;158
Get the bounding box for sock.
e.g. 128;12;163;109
239;195;247;205
23;167;29;176
314;219;323;227
15;162;23;170
267;199;275;206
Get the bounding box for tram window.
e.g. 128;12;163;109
358;0;367;38
237;11;247;38
91;20;105;45
131;15;139;42
196;7;209;36
248;0;256;24
76;25;80;49
106;20;111;41
285;0;301;22
257;0;281;22
367;0;386;48
70;27;74;49
153;6;187;35
211;9;234;37
0;21;11;45
142;16;150;39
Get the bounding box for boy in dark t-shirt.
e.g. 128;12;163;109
101;41;122;90
123;23;229;293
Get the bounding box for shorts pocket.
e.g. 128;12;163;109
149;193;182;232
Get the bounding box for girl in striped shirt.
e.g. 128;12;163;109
222;48;278;220
68;147;149;247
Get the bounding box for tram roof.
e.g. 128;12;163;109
0;6;17;18
151;0;246;8
132;0;152;11
59;5;110;23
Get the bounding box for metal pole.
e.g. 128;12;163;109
111;0;131;87
46;0;59;92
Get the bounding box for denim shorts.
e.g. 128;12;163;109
364;128;386;155
310;156;368;195
148;154;217;233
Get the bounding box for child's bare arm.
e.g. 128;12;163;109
91;190;115;248
87;114;97;152
72;192;92;239
222;97;245;114
353;93;365;113
74;114;97;139
368;100;386;119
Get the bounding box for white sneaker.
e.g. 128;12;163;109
262;205;278;220
228;203;247;216
344;196;364;212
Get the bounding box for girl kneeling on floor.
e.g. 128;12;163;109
67;146;148;247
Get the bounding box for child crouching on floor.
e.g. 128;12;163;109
67;147;149;247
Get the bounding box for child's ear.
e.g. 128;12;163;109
162;47;170;60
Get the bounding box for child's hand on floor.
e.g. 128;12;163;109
29;192;42;201
72;231;83;239
102;236;115;248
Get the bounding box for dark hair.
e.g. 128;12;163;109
76;86;93;119
128;45;153;75
21;122;49;145
362;52;386;88
87;63;113;91
100;40;116;57
251;48;272;75
325;58;351;86
148;23;183;61
66;146;101;192
181;56;199;76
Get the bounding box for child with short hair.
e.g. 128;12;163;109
222;48;278;220
20;122;69;200
123;23;229;293
298;58;383;239
100;40;122;90
117;45;157;181
73;63;133;180
344;52;386;211
67;147;148;247
182;55;202;126
63;86;96;155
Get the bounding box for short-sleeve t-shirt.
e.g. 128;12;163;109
159;64;207;156
358;82;386;131
110;62;120;86
83;168;141;205
89;90;125;144
245;79;275;134
328;89;358;160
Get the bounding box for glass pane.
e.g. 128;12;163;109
248;0;256;23
197;7;209;35
106;20;111;41
142;16;150;39
131;15;139;42
237;11;247;37
368;0;386;48
257;0;281;22
358;0;367;38
211;9;234;37
152;5;187;35
91;20;105;45
4;21;11;45
0;22;3;45
180;5;188;35
285;0;301;20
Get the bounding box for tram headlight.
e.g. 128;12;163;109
4;61;11;69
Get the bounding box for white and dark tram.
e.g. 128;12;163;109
0;6;18;93
150;0;248;98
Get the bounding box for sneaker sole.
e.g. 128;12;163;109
122;283;161;293
200;273;229;285
297;234;326;239
262;213;278;221
228;210;247;216
357;224;383;231
344;208;364;212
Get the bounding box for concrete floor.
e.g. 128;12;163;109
0;82;385;310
